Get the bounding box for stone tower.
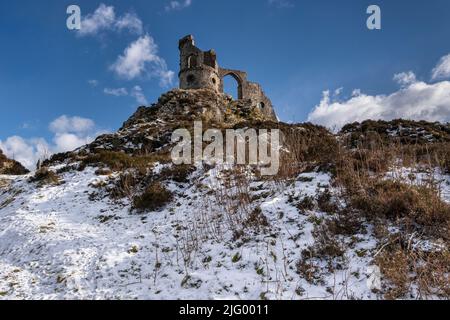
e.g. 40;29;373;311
178;35;277;120
178;35;221;92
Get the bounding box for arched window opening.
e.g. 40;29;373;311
222;74;242;100
187;55;197;68
258;102;265;109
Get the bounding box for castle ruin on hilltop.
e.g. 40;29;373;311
178;35;277;120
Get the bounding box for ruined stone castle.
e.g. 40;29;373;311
178;35;277;120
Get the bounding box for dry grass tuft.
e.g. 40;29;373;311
132;182;173;212
29;167;60;186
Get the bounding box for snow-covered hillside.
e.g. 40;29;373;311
1;91;449;300
1;161;448;300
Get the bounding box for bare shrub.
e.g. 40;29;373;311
295;196;315;212
413;249;450;298
345;180;450;239
325;208;364;236
29;167;60;186
132;182;173;212
160;165;195;183
110;172;140;200
316;188;339;214
213;165;253;234
375;239;450;300
296;222;347;285
244;207;269;231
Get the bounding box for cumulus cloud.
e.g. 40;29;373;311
77;5;172;88
165;0;192;11
52;133;93;153
0;116;106;170
308;80;450;130
78;4;116;36
103;87;128;96
78;4;143;37
110;35;174;87
49;115;95;134
393;71;417;87
307;53;450;130
432;54;450;80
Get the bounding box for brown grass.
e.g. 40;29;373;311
81;150;170;173
29;167;60;186
375;239;450;299
160;164;195;183
329;130;450;299
275;124;338;180
0;150;29;175
375;246;410;299
132;182;173;212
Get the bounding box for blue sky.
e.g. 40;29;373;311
1;0;450;168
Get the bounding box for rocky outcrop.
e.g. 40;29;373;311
340;119;450;147
83;88;277;155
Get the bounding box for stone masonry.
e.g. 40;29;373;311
178;35;277;120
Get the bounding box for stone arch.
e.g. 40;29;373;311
220;71;243;100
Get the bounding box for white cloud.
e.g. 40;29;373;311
0;116;107;170
130;86;148;105
52;133;93;153
159;70;176;88
308;80;450;130
78;4;143;37
78;4;116;37
393;71;417;87
165;0;192;11
308;56;450;130
115;12;143;35
268;0;294;8
103;86;148;105
432;54;450;80
0;136;49;170
49;116;102;154
110;35;174;87
49;115;95;134
104;87;128;96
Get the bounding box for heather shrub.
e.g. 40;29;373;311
132;182;173;212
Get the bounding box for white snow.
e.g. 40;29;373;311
0;165;449;300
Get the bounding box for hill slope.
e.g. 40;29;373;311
1;90;449;300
